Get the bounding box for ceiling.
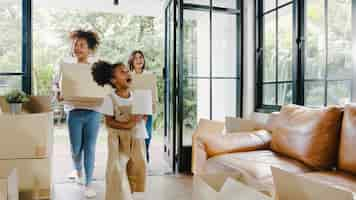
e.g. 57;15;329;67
30;0;165;17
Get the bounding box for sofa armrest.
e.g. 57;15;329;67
201;130;272;158
192;119;225;174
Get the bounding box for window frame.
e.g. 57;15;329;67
0;0;32;94
256;0;296;112
255;0;355;112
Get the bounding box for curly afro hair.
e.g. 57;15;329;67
91;61;125;88
70;29;100;51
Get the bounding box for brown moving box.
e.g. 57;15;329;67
193;173;271;200
0;168;18;200
0;159;52;200
60;63;110;107
0;96;53;159
130;73;158;113
272;167;354;200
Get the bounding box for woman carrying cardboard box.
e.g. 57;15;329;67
128;50;155;163
53;30;101;198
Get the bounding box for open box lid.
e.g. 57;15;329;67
193;173;271;200
272;167;354;200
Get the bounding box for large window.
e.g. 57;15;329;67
304;0;352;106
181;1;241;146
260;0;294;106
256;0;353;110
0;0;23;94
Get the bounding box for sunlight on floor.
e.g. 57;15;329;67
52;124;192;200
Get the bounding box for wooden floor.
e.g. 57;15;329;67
52;125;192;200
54;175;193;200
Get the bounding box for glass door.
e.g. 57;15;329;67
164;0;242;172
177;0;242;172
164;0;178;172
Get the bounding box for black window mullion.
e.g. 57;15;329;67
255;0;264;110
22;0;32;95
295;0;305;105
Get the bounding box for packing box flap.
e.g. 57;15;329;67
193;173;271;200
60;63;111;100
0;159;51;198
0;168;18;200
0;96;53;159
272;167;354;200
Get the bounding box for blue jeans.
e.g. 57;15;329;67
145;115;153;162
67;109;101;186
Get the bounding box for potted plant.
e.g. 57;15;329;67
5;89;30;114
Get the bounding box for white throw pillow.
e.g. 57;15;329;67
225;117;257;133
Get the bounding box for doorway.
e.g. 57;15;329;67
29;0;172;184
163;0;243;173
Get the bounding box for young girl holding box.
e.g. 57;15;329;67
92;61;147;200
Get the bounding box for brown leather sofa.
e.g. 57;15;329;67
192;104;356;196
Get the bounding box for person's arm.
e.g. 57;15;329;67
52;60;63;102
105;115;143;130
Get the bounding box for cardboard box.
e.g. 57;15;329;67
272;167;354;200
0;96;53;159
60;63;111;105
0;159;52;200
193;173;271;200
0;168;18;200
130;73;158;113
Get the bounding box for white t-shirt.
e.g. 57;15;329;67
99;91;148;139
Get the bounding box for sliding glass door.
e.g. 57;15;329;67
164;0;242;172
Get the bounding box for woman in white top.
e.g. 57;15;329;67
53;30;101;198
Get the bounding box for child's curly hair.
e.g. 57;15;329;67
70;29;100;51
91;61;125;88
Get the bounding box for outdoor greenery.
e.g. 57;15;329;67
32;8;165;129
262;0;352;107
0;2;165;129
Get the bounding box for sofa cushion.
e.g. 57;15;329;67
203;150;312;195
339;104;356;175
201;130;272;157
268;104;343;169
299;171;356;193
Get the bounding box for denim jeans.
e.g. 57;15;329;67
145;115;153;162
67;109;101;186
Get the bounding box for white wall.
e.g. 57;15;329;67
242;0;256;118
34;0;164;17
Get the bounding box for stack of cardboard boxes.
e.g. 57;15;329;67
0;96;53;200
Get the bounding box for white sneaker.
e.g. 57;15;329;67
84;186;96;199
67;170;78;180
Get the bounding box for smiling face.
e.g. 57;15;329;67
73;38;91;63
112;64;132;90
132;52;145;73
